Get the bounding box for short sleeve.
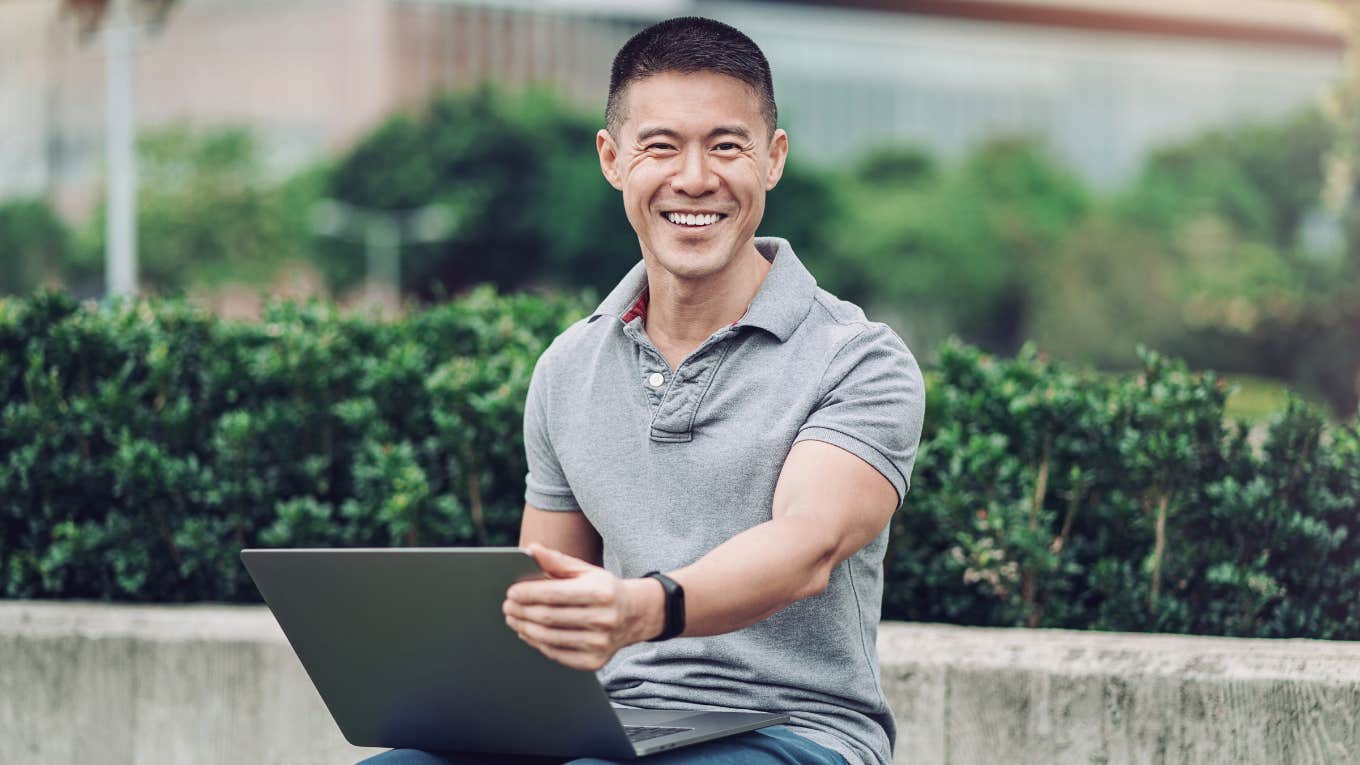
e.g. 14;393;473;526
794;324;926;506
522;346;581;512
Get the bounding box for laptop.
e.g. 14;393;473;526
240;548;789;758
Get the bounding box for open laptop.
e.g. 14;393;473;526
240;548;788;758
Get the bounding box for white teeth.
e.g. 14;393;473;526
666;212;722;226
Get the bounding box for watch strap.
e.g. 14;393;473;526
642;571;686;641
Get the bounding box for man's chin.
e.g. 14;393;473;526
647;242;730;274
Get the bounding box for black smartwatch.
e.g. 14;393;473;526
642;571;686;641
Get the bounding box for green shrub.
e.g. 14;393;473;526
1;291;1357;639
890;341;1360;637
0;288;588;601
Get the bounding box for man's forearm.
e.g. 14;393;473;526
507;442;897;668
502;518;834;668
660;514;836;638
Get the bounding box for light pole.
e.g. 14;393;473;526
311;200;457;313
104;0;137;298
65;0;176;299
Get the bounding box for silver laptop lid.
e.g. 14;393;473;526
240;548;636;758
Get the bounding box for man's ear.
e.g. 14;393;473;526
597;129;623;190
764;128;789;191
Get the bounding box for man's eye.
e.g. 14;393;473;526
714;143;740;151
647;143;675;151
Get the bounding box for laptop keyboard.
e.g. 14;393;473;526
624;725;693;743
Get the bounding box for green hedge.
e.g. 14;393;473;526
0;289;588;602
2;291;1358;638
895;343;1360;638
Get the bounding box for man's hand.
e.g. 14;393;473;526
503;543;664;671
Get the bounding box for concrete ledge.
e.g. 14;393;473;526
0;601;383;765
880;624;1360;764
2;602;1358;764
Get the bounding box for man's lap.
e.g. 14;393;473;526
357;726;848;765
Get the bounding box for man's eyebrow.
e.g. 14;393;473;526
635;125;754;143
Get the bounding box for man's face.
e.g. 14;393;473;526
597;71;789;281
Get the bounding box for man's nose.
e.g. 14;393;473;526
669;148;719;196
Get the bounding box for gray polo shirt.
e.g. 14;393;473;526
523;237;926;765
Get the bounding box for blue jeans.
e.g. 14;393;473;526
357;725;848;765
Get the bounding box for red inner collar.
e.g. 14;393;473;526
621;288;650;324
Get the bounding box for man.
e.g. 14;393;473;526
365;16;925;765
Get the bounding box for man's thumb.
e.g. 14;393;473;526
528;543;590;577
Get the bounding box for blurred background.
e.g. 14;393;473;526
1;0;1357;418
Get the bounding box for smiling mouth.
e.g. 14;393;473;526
662;211;728;229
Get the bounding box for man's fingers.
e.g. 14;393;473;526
507;579;612;606
508;615;610;653
522;639;606;672
503;602;619;631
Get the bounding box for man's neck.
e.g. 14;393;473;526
642;242;772;352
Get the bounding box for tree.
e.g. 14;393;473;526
76;126;316;294
0;200;72;295
829;138;1089;355
1318;1;1360;415
317;87;638;300
61;0;174;36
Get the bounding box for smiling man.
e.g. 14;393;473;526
364;16;925;765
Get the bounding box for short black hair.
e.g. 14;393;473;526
606;17;778;139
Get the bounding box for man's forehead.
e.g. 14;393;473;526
619;71;764;136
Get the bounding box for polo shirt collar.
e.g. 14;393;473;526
592;259;650;323
736;237;819;342
590;237;818;343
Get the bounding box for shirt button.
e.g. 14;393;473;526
647;372;665;388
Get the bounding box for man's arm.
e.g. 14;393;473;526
663;438;898;635
502;439;898;668
518;503;603;567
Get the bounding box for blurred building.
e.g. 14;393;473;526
0;0;1345;217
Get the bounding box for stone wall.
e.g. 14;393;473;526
2;602;1357;764
879;623;1360;764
